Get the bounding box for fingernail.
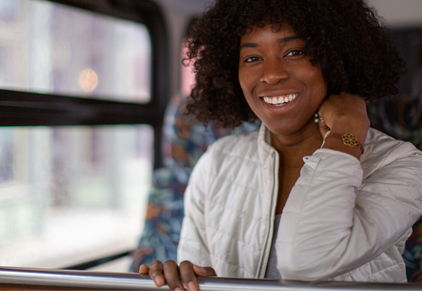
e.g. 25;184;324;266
154;277;164;286
174;288;183;291
194;264;205;272
187;282;197;291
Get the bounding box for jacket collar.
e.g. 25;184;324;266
258;124;279;176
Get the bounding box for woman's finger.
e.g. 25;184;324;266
179;261;199;291
317;117;330;139
163;260;184;291
149;260;165;287
193;264;217;277
139;264;150;274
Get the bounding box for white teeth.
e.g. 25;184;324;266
262;94;298;106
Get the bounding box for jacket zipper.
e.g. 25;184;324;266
256;151;279;278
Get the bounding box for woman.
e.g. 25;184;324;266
140;0;422;289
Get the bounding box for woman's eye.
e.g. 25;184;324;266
286;50;304;57
245;56;260;63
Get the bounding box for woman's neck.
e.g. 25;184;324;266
270;122;324;214
270;122;323;170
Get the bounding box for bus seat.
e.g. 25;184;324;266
130;94;260;272
367;96;422;151
367;96;422;283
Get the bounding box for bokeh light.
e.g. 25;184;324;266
78;69;98;93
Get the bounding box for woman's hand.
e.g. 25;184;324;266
139;260;217;291
317;92;370;159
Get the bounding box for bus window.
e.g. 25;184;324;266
0;0;151;103
0;0;161;271
0;125;153;270
181;40;195;97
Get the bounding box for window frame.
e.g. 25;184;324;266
0;0;169;168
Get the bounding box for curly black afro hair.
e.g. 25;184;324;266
184;0;406;128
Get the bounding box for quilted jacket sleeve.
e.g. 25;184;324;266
277;144;422;281
177;149;212;267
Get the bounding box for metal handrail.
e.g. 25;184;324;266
1;266;422;290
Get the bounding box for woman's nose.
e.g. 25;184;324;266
259;58;289;84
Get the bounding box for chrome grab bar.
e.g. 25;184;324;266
1;266;422;290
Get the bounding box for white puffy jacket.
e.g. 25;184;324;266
177;125;422;282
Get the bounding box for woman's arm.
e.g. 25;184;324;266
177;149;214;266
277;93;422;280
277;145;422;280
139;151;217;291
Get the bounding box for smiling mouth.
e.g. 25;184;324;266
261;93;299;106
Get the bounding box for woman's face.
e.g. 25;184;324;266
238;23;327;137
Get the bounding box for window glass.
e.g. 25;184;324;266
0;0;151;102
0;125;153;269
181;41;195;97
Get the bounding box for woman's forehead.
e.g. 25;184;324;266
240;23;296;43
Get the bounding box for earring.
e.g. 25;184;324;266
314;113;319;123
314;113;324;123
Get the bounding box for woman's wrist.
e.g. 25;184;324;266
321;122;369;160
321;135;364;160
329;119;369;142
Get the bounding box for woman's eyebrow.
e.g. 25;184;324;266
240;35;300;50
240;43;258;50
277;35;300;43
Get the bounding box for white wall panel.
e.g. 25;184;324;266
367;0;422;28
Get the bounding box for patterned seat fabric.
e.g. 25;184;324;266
130;95;260;271
367;96;422;282
367;96;422;150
